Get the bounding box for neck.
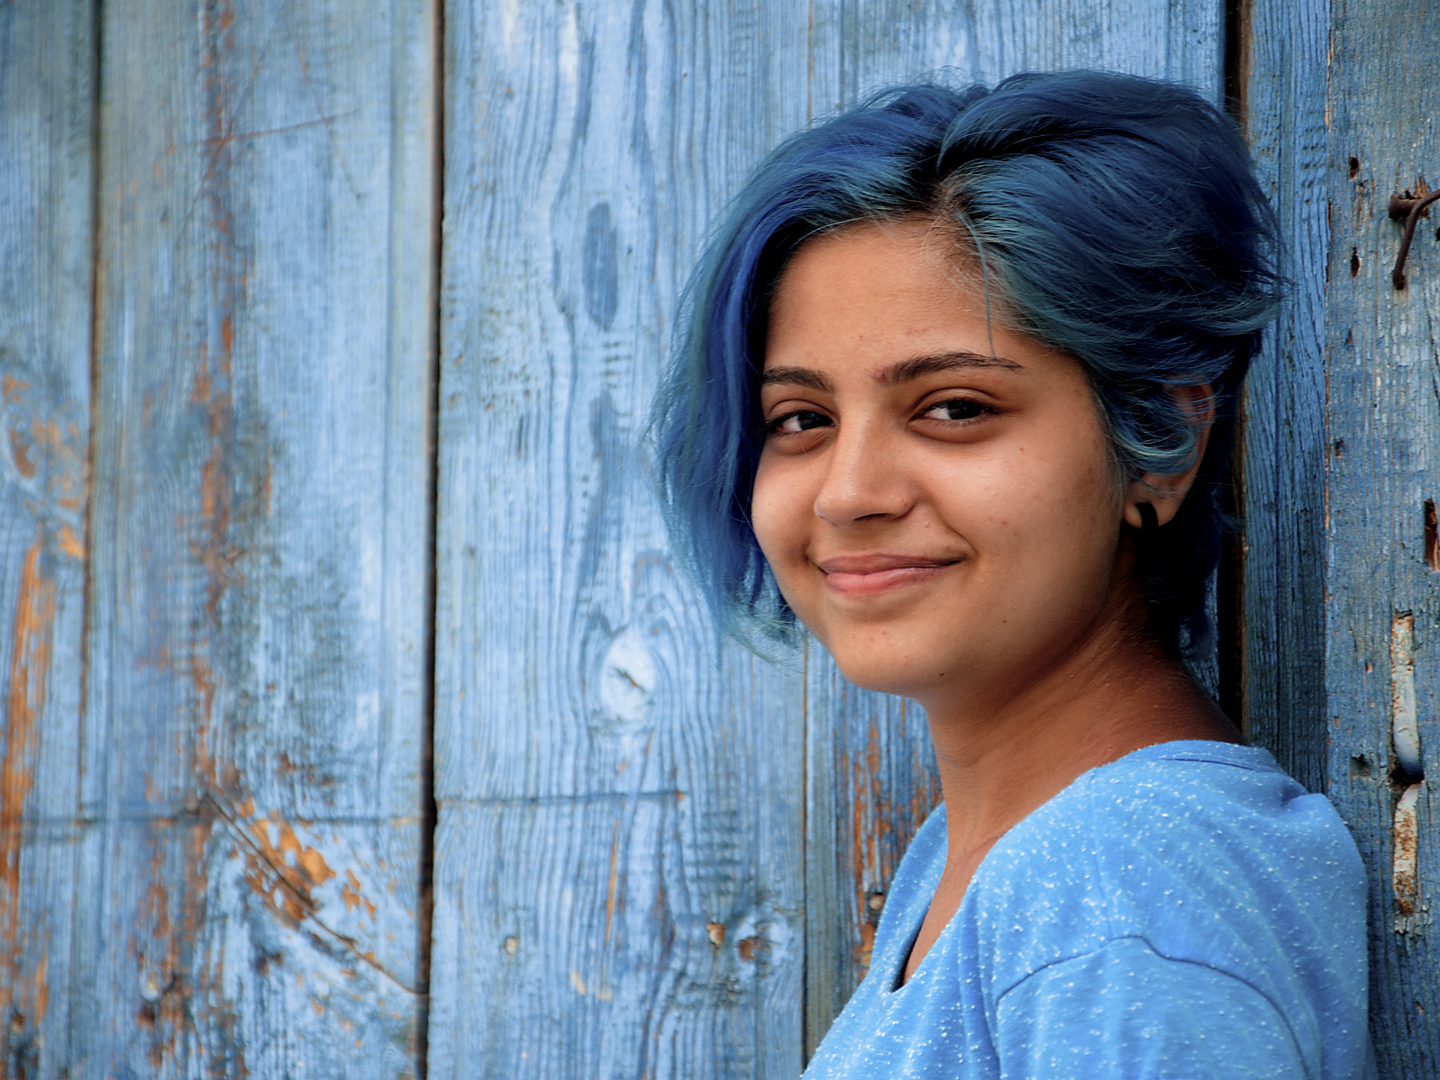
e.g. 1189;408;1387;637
917;603;1238;856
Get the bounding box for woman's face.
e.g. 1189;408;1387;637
752;220;1137;706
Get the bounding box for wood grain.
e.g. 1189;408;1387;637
430;3;815;1075
1236;0;1331;793
433;0;1228;1071
73;0;437;1075
0;2;95;1075
17;0;1440;1073
1321;1;1440;1074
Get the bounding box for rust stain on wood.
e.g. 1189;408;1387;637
604;816;619;944
7;428;35;479
191;656;220;789
1393;783;1422;917
0;376;28;404
1425;499;1438;572
1;539;57;1035
56;525;83;560
241;811;337;927
341;868;376;921
136;815;221;1073
856;922;876;974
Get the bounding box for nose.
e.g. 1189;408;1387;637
812;418;913;526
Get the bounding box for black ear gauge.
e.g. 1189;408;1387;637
1136;502;1159;536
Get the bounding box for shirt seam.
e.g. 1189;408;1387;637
993;934;1314;1080
1140;753;1277;773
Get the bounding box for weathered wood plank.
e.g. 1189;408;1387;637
800;0;1225;1046
76;1;436;1074
430;3;814;1075
1237;0;1330;792
0;2;95;1076
808;0;1222;114
1322;1;1440;1074
803;658;940;1056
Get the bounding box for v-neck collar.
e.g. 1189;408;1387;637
874;739;1279;996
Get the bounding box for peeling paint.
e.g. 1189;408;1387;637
241;814;337;927
1;539;57;1033
55;524;83;560
0;376;28;404
1392;613;1422;777
604;817;620;944
1394;783;1423;917
341;868;376;921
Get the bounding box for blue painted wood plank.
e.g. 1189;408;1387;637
1319;1;1440;1074
75;1;437;1075
0;2;95;1075
800;0;1225;1046
1236;0;1331;792
1245;0;1440;1071
808;0;1222;115
803;658;940;1055
430;3;814;1075
434;0;1230;1072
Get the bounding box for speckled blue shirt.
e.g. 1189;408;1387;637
803;741;1376;1080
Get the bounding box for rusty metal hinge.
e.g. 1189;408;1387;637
1388;189;1440;290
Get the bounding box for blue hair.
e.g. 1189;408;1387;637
651;70;1282;658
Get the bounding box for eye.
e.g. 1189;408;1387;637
920;397;991;422
767;409;833;435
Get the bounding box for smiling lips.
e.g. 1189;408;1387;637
817;554;960;595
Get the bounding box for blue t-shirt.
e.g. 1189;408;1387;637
804;741;1376;1079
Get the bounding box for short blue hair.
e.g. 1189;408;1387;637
651;70;1282;658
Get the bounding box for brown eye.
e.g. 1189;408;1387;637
769;410;832;435
922;398;989;422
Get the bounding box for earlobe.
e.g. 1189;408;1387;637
1136;501;1158;535
1124;464;1198;529
1121;383;1214;530
1123;496;1162;530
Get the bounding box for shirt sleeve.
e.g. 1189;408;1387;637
993;936;1311;1080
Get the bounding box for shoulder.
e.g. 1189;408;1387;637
967;741;1369;1067
1070;741;1367;948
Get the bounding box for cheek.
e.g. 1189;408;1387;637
1008;443;1126;591
960;435;1123;581
749;456;809;570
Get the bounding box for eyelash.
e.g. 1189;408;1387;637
764;410;832;436
763;397;995;437
918;397;995;423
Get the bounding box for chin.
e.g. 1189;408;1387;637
822;639;958;701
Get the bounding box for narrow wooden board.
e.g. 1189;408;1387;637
75;0;436;1074
0;2;95;1075
1321;1;1440;1074
1236;0;1331;793
800;0;1225;1046
430;3;814;1075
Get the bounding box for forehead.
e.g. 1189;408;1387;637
764;220;1071;384
768;220;978;335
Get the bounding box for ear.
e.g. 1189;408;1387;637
1121;384;1214;529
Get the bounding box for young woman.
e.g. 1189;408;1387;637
652;72;1374;1078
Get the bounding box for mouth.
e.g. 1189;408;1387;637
816;553;960;596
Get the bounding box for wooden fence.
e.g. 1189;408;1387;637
0;0;1435;1076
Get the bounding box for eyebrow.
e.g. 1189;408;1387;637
758;366;836;392
879;352;1024;384
759;351;1023;392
